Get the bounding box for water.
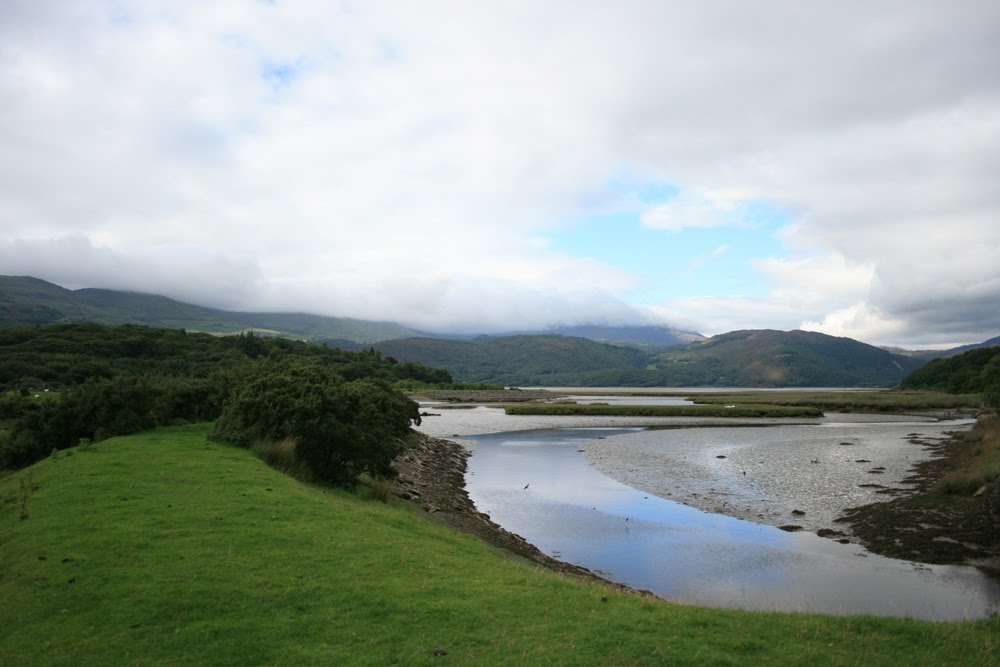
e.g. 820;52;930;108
464;427;1000;620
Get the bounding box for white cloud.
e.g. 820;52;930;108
1;2;998;345
640;189;758;232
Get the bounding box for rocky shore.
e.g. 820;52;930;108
837;427;999;568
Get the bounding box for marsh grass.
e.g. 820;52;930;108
251;437;312;482
689;390;982;412
939;413;1000;494
357;473;396;505
0;425;996;666
505;403;823;418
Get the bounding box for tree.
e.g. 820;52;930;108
209;362;420;486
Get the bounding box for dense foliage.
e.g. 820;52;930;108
901;345;1000;409
0;323;447;478
210;362;419;486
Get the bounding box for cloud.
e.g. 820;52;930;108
688;244;730;270
640;189;757;232
1;2;998;345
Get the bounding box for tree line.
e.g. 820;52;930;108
0;323;455;484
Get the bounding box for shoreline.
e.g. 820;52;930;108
403;415;998;587
392;433;658;597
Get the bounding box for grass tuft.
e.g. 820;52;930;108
251;437;312;482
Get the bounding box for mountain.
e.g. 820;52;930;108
650;329;926;387
373;335;651;386
531;324;703;347
373;329;925;387
0;276;421;343
880;335;1000;361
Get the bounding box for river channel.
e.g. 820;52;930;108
417;402;1000;620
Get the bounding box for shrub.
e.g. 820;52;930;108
210;362;420;487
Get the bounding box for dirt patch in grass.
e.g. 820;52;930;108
836;422;999;569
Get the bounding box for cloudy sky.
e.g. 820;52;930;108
2;1;998;347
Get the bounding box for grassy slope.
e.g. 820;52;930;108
1;426;997;666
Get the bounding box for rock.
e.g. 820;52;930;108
778;524;803;532
973;485;986;497
715;455;727;459
791;509;805;516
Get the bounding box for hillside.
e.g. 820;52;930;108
374;335;650;385
528;324;703;347
374;330;926;387
0;276;421;343
651;330;925;387
2;425;995;665
900;344;1000;396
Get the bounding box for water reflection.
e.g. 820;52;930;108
465;428;1000;620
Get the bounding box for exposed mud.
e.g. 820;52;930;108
836;430;999;568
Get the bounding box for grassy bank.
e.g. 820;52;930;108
1;425;997;666
940;412;1000;494
688;390;982;413
505;403;824;418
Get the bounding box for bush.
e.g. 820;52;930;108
210;362;420;487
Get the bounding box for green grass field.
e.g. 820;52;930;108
1;425;997;666
505;403;824;418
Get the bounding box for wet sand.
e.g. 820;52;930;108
414;405;965;536
580;414;974;535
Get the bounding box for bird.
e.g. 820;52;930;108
523;483;529;489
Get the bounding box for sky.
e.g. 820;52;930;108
1;1;998;348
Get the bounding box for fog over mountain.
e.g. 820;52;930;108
2;2;998;347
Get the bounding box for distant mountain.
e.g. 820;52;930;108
880;335;1000;361
651;329;926;387
532;324;703;347
412;324;705;348
373;335;652;386
0;276;421;343
940;335;1000;357
373;329;925;387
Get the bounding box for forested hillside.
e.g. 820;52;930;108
900;344;1000;405
373;335;651;385
651;329;926;387
0;323;453;477
373;330;925;387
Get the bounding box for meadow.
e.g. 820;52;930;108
2;424;996;666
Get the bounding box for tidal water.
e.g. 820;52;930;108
464;427;1000;620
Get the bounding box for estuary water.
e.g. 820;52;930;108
462;426;1000;620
